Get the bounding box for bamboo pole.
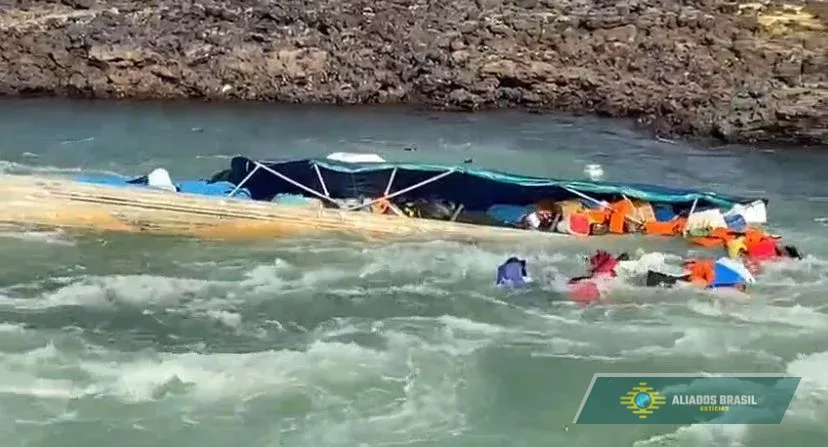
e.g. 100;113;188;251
0;174;565;243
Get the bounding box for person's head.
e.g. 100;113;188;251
589;250;612;266
589;250;617;274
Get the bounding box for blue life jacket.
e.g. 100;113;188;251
497;257;529;287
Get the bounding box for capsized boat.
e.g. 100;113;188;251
0;153;768;241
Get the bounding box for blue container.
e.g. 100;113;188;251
653;205;677;222
725;214;747;232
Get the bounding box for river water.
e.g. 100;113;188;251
0;99;827;447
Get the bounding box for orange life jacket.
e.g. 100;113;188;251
689;227;737;248
644;217;687;236
586;209;609;225
608;200;635;234
372;197;391;214
683;259;715;287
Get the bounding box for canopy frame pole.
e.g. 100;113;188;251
228;163;260;197
621;193;642;222
561;186;643;225
380;168;404;216
255;161;340;205
384;168;398;196
312;163;331;198
311;163;344;208
450;203;465;222
682;198;699;236
687;198;699;217
343;168;457;212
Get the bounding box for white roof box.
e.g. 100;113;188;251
326;152;386;163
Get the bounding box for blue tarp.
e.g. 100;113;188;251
75;174;252;199
711;258;754;288
487;204;535;226
225;157;766;212
178;180;251;199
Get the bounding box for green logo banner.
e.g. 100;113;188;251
573;373;800;425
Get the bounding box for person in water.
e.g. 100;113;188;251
567;250;753;291
724;232;801;276
496;257;531;286
726;233;802;261
568;250;630;284
645;257;754;291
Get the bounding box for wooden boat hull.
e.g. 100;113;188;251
0;174;559;242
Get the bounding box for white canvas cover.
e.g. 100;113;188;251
326;152;386;163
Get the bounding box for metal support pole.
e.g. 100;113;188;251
228;163;260;197
256;161;339;205
343;169;457;212
384;168;398;196
312;163;330;197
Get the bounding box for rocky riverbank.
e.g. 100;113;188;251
0;0;825;145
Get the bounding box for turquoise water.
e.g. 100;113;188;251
0;99;827;446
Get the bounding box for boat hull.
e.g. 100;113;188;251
0;174;559;242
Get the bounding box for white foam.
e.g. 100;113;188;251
0;256;347;312
0;323;472;444
0;236;826;446
787;351;828;405
619;326;779;362
685;300;828;329
80;341;390;403
0;323;25;333
0;343;86;400
0;229;76;246
633;423;748;447
205;310;243;329
39;274;219;308
0;159;121;177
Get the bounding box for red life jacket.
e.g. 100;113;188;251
746;237;778;261
589;251;618;277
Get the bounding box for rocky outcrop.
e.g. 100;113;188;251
0;0;826;145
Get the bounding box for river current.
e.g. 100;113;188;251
0;99;827;447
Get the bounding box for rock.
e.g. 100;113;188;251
0;0;824;145
61;0;94;10
604;24;638;43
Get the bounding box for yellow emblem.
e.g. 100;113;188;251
620;382;667;419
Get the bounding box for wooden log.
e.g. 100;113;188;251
0;174;565;243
